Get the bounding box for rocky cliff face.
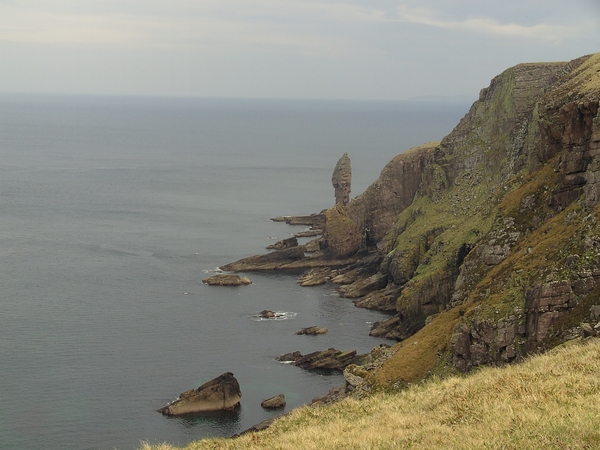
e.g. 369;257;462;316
315;52;600;387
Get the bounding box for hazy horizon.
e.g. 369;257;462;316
1;1;599;101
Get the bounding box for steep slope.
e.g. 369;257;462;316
319;52;600;386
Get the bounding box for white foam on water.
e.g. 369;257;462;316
252;311;297;321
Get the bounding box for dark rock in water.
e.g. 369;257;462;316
276;351;303;362
202;274;252;286
158;372;242;416
295;326;327;335
332;152;351;206
261;394;286;409
277;348;363;371
266;236;298;250
259;309;275;319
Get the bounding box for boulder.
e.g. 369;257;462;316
261;394;286;409
202;274;252;286
581;323;597;338
295;326;328;335
158;372;242;416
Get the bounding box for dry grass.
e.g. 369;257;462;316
139;338;600;450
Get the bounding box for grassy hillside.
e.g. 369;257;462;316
140;337;600;450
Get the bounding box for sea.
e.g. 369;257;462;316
0;93;470;450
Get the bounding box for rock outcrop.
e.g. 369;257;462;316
202;274;252;286
158;372;242;415
221;246;306;271
277;348;365;371
295;326;327;335
266;236;298;250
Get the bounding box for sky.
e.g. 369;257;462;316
1;0;599;100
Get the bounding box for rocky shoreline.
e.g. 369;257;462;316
164;53;600;438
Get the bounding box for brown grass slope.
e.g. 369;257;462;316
140;338;600;450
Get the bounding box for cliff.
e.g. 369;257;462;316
316;52;600;388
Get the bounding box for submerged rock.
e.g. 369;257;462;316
158;372;242;416
202;274;252;286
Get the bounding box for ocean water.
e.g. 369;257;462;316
0;94;469;450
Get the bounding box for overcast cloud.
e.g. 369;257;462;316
0;0;598;99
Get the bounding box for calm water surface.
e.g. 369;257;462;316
0;94;469;449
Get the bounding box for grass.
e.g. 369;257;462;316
139;338;600;450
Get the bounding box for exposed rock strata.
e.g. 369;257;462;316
221;251;360;272
271;213;325;228
277;348;365;371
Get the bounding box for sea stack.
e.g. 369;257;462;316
332;152;351;206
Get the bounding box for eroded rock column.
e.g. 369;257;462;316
332;152;351;206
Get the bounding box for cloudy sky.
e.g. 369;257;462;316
1;0;599;100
